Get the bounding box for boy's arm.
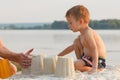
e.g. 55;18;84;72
58;44;74;56
85;33;98;73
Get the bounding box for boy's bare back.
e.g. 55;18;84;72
80;27;106;59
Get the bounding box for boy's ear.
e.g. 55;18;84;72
79;18;84;24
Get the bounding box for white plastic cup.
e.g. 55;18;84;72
43;56;57;74
31;54;45;75
55;56;75;78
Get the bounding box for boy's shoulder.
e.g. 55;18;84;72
81;28;96;39
84;28;93;35
87;28;97;35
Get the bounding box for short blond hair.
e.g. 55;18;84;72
66;5;90;23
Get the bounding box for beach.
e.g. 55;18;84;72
8;65;120;80
0;30;120;80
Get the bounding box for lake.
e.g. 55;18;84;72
0;30;120;65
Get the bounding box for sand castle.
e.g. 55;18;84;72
55;56;75;78
43;56;57;74
22;54;75;78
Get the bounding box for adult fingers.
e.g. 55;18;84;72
25;48;34;56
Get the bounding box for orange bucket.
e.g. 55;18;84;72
0;59;13;79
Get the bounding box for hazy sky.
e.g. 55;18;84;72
0;0;119;23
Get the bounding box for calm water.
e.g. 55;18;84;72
0;30;120;65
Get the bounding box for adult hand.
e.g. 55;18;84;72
15;48;33;68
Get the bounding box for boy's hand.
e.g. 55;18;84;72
88;68;97;74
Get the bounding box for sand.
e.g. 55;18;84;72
8;65;120;80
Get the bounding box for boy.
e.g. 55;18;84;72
58;5;106;73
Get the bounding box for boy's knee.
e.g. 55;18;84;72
74;61;82;68
74;60;85;71
74;61;78;69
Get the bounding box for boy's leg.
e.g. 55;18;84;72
74;59;91;72
73;36;83;59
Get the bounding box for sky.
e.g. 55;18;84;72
0;0;120;23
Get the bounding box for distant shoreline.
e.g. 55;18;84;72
0;19;120;30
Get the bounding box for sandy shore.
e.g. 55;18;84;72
7;65;120;80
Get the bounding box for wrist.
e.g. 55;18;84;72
9;53;19;62
91;68;97;73
92;66;97;70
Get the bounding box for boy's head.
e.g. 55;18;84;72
66;5;90;24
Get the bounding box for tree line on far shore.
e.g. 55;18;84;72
0;19;120;30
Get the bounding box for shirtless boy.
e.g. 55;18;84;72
58;5;106;73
